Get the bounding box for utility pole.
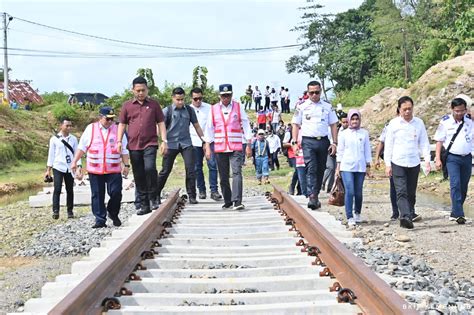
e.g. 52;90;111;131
2;12;11;104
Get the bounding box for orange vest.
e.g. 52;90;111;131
86;123;122;174
211;101;243;152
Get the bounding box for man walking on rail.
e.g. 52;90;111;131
189;87;222;201
45;117;79;220
117;76;168;216
434;97;473;225
291;80;338;210
384;96;431;229
204;84;253;210
72;107;130;228
155;87;206;205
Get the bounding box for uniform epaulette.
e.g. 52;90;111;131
442;115;449;121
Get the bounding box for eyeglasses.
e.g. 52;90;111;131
308;90;321;96
221;94;232;98
193;97;203;101
105;117;114;121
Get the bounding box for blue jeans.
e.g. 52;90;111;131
296;167;308;197
89;173;122;225
193;144;218;193
255;155;269;179
447;153;472;217
341;171;365;219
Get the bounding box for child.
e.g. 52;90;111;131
252;129;271;184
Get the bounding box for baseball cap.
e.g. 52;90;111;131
99;106;116;118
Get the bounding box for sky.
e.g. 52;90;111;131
1;0;363;103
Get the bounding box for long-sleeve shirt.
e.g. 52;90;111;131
267;134;281;154
203;101;252;152
78;123;129;155
336;128;372;172
384;116;430;168
47;133;80;173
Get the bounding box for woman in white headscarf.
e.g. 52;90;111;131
335;109;372;226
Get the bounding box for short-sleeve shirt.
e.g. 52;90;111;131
433;114;473;155
291;99;338;137
163;104;198;150
119;97;164;151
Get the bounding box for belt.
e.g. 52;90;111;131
449;152;472;157
303;136;328;140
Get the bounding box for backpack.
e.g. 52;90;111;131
165;105;194;130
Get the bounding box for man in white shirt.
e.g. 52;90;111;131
279;87;287;113
434;97;473;225
292;80;338;210
189;87;222;201
72;107;130;228
264;86;271;111
253;86;262;112
384;96;431;229
204;84;252;210
267;131;282;170
45;117;79;220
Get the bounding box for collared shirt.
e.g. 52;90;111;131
280;90;287;99
163;104;198;150
270;92;278;102
384;116;430;168
264;89;271;98
78;123;129;155
336;128;372;172
47;133;80;173
189;102;211;147
267;134;281;153
433;114;473;155
253;139;269;157
291;99;338;137
271;111;281;124
203;100;252;152
119;97;164;151
253;90;262;99
378;124;389;142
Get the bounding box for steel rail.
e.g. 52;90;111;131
48;189;181;315
271;185;417;315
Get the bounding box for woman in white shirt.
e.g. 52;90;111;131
335;109;372;226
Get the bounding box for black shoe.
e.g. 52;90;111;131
456;216;466;225
400;218;414;229
151;199;160;210
67;212;74;219
210;191;222;201
189;197;198;204
52;213;59;220
307;196;321;210
390;215;399;221
411;213;422;222
108;213;122;227
222;202;233;209
199;191;206;199
137;208;152;216
92;222;107;229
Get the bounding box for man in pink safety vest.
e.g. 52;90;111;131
72;107;130;228
204;84;253;210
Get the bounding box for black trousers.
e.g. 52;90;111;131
52;168;74;214
156;146;196;199
215;151;244;206
264;97;270;110
391;163;420;220
130;146;158;209
302;136;330;198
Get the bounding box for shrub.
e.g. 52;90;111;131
51;103;79;122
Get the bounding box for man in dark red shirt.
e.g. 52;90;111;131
117;76;167;215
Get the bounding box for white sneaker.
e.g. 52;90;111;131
354;213;362;223
347;218;356;226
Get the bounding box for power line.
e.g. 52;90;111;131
11;14;302;53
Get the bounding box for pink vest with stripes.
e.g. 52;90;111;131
211;101;243;153
86;122;122;174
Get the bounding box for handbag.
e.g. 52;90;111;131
328;176;345;207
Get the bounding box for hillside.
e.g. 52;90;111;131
360;52;474;138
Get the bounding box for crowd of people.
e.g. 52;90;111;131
244;85;292;113
44;77;472;230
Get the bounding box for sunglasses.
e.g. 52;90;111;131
221;94;232;98
308;90;321;95
105;117;114;121
193;97;203;101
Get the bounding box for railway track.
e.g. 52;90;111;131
15;187;416;315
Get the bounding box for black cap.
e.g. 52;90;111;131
219;84;233;95
99;106;116;118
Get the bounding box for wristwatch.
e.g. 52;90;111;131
124;164;130;168
291;140;297;145
162;139;168;143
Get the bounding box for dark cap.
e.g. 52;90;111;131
99;106;116;118
219;84;233;95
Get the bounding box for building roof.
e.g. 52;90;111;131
0;81;43;104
